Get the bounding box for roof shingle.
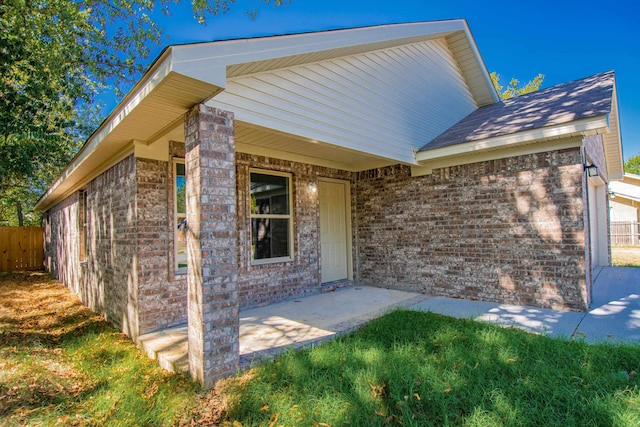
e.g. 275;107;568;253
419;70;615;152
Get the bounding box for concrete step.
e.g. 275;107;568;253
138;325;189;373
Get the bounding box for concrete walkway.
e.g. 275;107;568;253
138;266;640;374
412;266;640;344
575;266;640;342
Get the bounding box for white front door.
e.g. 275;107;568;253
319;180;349;283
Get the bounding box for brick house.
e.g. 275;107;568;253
36;20;624;388
610;173;640;223
609;173;640;245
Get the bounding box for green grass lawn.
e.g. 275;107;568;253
226;310;640;426
612;246;640;268
2;272;640;426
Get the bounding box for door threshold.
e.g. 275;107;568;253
320;279;353;293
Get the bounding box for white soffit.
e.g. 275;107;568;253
234;122;400;171
36;53;223;211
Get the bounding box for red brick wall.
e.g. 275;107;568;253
44;155;140;336
43;192;82;293
136;158;187;335
355;148;588;311
44;154;189;338
235;153;353;308
45;143;591;343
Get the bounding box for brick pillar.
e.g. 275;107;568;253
184;104;238;389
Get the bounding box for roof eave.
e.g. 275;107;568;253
36;20;498;211
35;49;224;211
603;84;624;180
416;114;610;163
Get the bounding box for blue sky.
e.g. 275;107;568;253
141;0;640;159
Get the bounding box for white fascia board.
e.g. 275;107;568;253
170;20;467;73
415;115;610;163
604;85;624;180
412;137;582;176
609;179;640;200
459;20;499;105
611;193;640;203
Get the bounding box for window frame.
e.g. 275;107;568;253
78;189;87;263
174;160;187;274
249;168;294;265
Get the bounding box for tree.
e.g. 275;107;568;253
490;72;544;100
0;0;289;226
624;154;640;175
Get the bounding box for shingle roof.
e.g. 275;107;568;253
419;70;615;152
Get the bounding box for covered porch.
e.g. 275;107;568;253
137;286;429;373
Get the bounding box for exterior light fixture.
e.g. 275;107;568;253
308;182;317;193
583;163;599;177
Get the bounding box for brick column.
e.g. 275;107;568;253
184;104;238;389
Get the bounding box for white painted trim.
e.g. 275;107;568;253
174;160;187;274
604;85;624;180
172;20;469;73
415;115;609;163
459;20;499;105
318;177;353;282
249;168;295;265
596;184;610;266
134;139;169;162
411;136;583;176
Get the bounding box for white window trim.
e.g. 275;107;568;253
78;189;87;263
249;168;294;265
174;160;187;274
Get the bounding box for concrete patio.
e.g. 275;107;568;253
137;286;429;373
138;266;640;375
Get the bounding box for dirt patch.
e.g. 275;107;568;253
611;246;640;267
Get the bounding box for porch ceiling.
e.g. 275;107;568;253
235;122;402;171
162;119;406;171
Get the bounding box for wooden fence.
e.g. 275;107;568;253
0;227;44;272
610;221;640;246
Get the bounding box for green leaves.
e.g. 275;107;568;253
624;154;640;175
1;0;290;225
490;72;545;100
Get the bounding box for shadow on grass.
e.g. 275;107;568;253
0;272;198;426
223;310;640;426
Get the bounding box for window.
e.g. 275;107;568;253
78;190;87;262
175;161;187;272
250;171;293;263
